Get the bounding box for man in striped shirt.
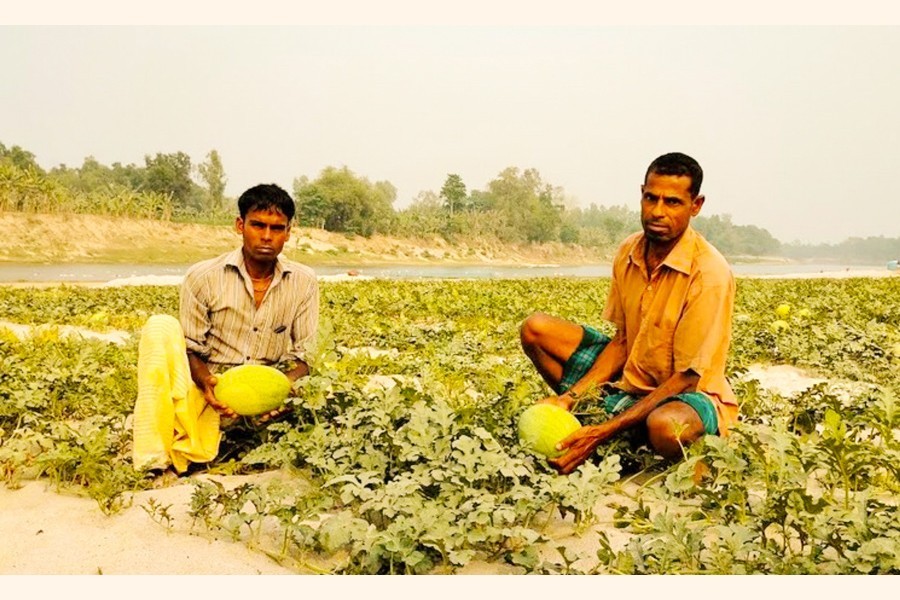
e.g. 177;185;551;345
132;183;319;473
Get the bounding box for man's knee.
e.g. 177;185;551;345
646;402;705;459
145;314;180;329
140;314;184;348
519;312;553;348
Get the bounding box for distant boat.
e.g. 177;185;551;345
888;260;899;271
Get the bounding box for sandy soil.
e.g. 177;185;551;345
0;474;295;575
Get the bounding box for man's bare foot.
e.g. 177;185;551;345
145;466;181;488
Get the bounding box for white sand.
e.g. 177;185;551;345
0;475;294;575
0;319;131;346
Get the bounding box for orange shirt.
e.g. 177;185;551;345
602;226;739;434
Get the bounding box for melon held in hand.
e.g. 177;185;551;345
518;403;582;458
215;364;292;416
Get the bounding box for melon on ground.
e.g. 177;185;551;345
517;403;582;458
215;364;291;416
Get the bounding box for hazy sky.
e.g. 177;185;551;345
3;19;900;244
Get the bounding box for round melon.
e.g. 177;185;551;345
215;364;291;416
769;319;790;334
517;403;582;458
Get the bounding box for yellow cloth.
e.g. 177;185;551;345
132;315;221;473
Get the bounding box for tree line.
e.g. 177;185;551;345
3;141;895;262
782;236;900;264
0;142;227;223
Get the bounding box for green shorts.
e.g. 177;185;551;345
555;325;719;435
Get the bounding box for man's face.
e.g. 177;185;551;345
640;172;704;245
236;208;291;262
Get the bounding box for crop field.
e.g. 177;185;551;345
0;277;899;574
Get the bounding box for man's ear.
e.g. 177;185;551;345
235;216;244;235
691;194;705;217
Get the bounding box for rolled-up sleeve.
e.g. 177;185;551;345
179;271;212;359
673;271;735;378
602;243;631;333
602;271;625;332
283;276;319;365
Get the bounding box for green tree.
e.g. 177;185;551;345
467;189;493;213
440;174;467;216
73;156;109;192
197;149;227;212
143;151;201;212
0;142;44;174
486;167;563;243
393;191;445;237
693;214;782;257
782;235;900;263
48;157;147;198
292;166;396;237
109;161;146;190
293;175;330;229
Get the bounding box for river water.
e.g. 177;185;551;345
0;261;892;284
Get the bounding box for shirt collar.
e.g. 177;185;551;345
628;226;696;276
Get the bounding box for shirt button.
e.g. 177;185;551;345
245;356;251;360
253;327;258;332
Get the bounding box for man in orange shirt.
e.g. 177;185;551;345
520;152;737;474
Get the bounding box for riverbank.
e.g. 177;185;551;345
2;212;895;286
0;212;608;267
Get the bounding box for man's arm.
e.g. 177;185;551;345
256;277;318;424
283;360;310;384
180;270;238;418
540;330;628;411
187;350;238;419
280;275;318;381
549;369;700;474
545;248;629;411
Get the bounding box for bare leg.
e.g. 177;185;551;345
519;312;586;391
645;401;705;459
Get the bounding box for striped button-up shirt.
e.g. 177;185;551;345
180;248;319;371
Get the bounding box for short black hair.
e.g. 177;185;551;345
237;183;296;221
645;152;704;197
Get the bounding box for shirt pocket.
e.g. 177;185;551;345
643;289;684;370
261;299;293;361
644;314;675;360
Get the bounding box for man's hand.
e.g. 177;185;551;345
549;423;614;474
198;374;238;419
252;404;293;426
537;394;574;411
283;361;310;387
